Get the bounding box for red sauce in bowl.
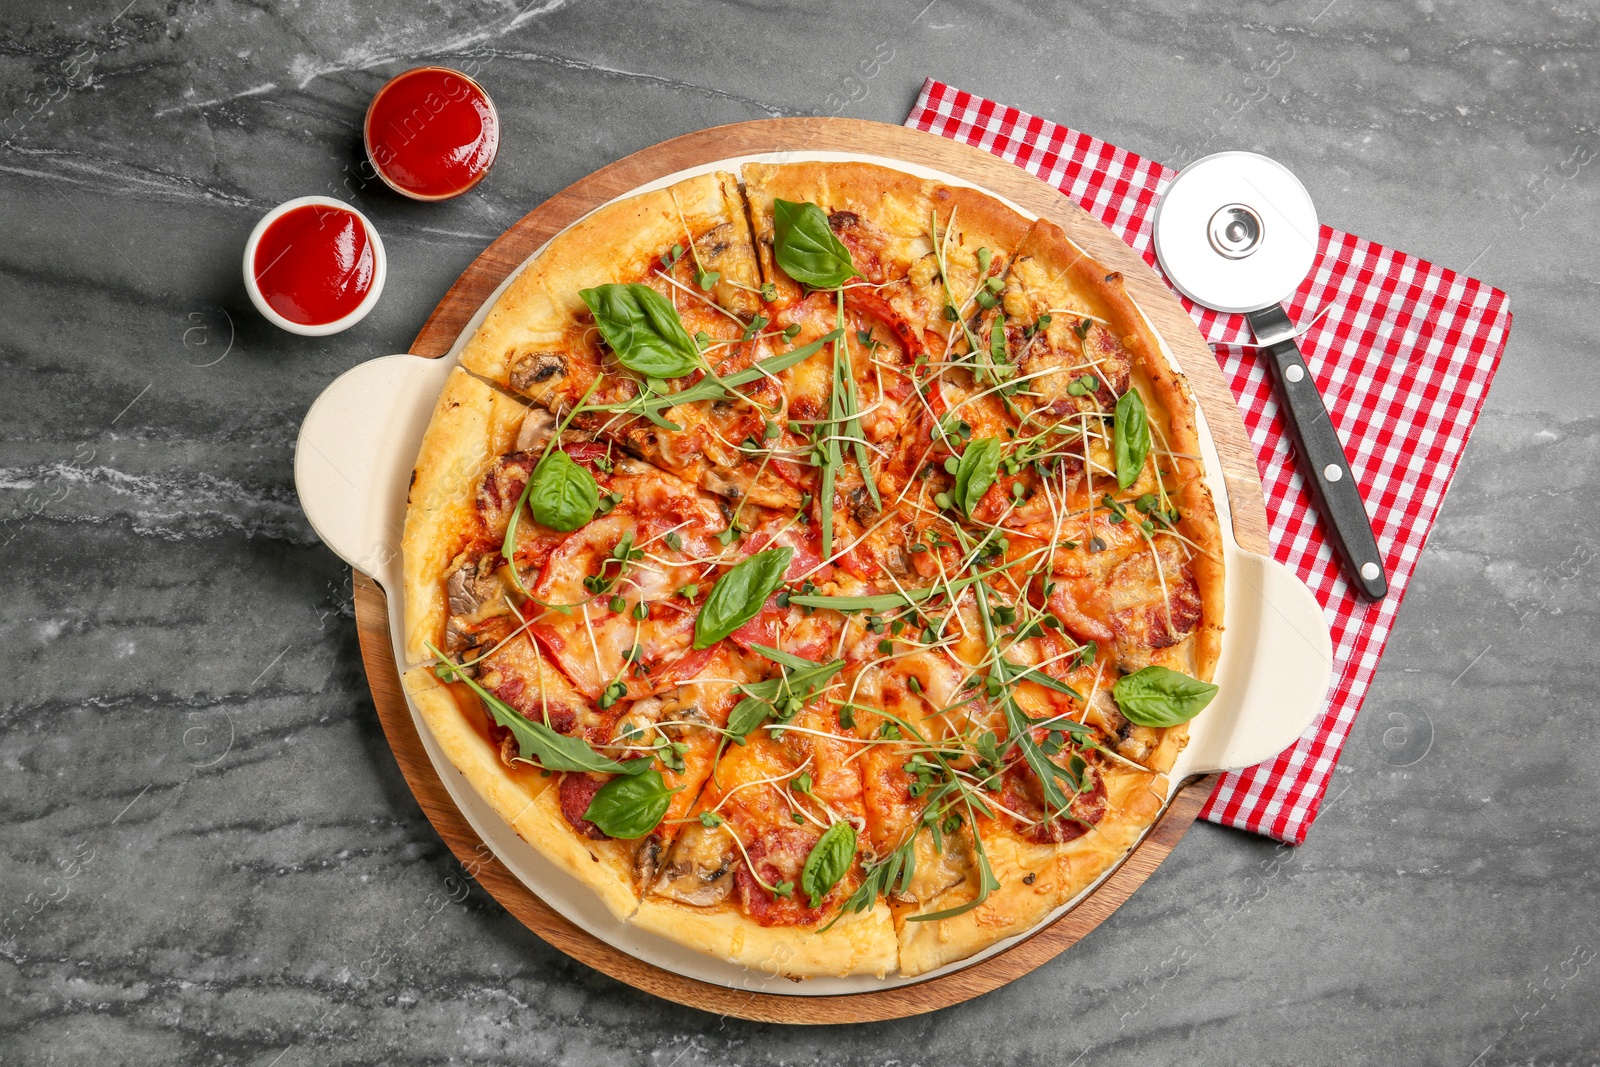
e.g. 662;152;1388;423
364;67;499;200
251;204;376;325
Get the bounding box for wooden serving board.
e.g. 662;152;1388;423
349;117;1272;1023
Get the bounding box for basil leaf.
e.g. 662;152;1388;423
773;199;861;289
827;831;913;929
1112;665;1218;727
1114;386;1151;490
580;283;699;378
693;546;793;649
527;451;600;532
800;821;857;907
953;437;1003;516
582;767;675;839
431;654;633;774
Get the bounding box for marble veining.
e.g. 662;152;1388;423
3;0;1597;1063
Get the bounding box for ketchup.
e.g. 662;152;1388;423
364;67;499;200
251;204;375;326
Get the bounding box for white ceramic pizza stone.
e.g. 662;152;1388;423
295;153;1332;996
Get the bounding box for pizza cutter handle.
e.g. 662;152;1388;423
1247;305;1389;601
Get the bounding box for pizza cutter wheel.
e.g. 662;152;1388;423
1153;151;1388;601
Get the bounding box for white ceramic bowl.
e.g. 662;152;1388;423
243;195;386;336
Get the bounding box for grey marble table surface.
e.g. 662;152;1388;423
3;1;1596;1064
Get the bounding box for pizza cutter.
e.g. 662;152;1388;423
1153;151;1389;601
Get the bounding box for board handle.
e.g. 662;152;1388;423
294;354;456;589
1182;551;1334;774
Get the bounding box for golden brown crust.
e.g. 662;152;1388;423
743;161;1031;244
404;665;642;922
400;368;527;666
403;665;552;808
628;899;897;979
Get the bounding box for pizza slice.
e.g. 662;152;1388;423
459;170;762;405
895;749;1166;977
857;220;1224;771
629;643;896;978
404;370;826;921
401;367;534;667
741;161;1032;352
883;585;1166;976
741;162;1034;527
1001;222;1223;768
781;517;1183;976
457;170;821;511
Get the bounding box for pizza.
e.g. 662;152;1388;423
400;161;1224;980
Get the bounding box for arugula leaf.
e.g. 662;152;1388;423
800;821;857;907
994;657;1084;701
788;573;983;612
586;329;843;432
1112;665;1218;727
906;819;1000;922
725;696;774;740
430;652;639;775
835;290;879;512
726;658;846;740
773;199;861;288
1114;386;1151;490
952;437;1003;516
748;643;815;672
582;767;676;838
819;331;844;556
580;283;699;379
527;451;600;532
693;547;793;649
999;693;1073;812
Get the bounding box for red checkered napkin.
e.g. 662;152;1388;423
907;79;1511;844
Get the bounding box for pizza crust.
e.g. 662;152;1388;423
403;665;641;923
406;671;895;974
400;368;528;667
629;898;897;979
402;665;552;809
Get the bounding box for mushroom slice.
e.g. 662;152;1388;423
650;822;735;907
514;406;558;453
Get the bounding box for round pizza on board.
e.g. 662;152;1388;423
399;161;1225;980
